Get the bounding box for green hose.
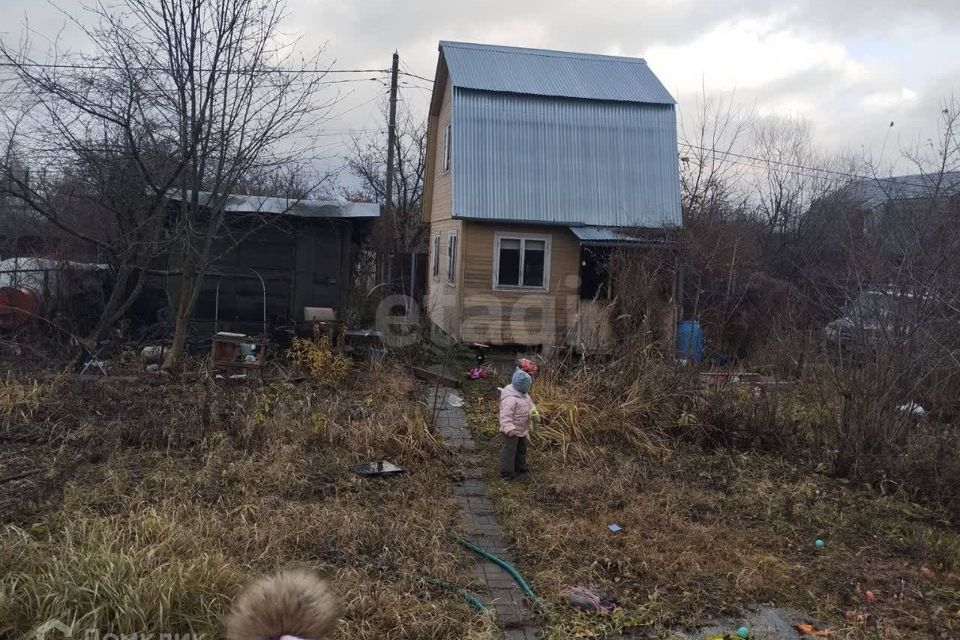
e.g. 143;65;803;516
326;547;488;615
426;577;488;612
457;537;545;610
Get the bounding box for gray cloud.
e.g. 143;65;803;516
1;0;958;178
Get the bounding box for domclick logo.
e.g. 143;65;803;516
32;619;73;639
32;620;205;640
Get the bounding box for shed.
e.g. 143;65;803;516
159;192;378;335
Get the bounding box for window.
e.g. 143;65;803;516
494;233;551;290
442;123;451;172
446;230;458;284
431;233;440;278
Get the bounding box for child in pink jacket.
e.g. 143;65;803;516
499;369;534;478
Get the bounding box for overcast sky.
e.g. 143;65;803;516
2;0;959;184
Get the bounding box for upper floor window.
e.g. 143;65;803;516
494;233;551;290
442;123;451;172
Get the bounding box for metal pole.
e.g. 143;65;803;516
214;277;223;333
249;268;267;339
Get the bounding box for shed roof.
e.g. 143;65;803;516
439;41;675;104
569;227;641;243
569;226;674;246
168;191;379;219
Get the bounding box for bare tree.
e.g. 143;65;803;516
679;89;753;224
751;115;841;238
346;105;427;254
0;0;336;366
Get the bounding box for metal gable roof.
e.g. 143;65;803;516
439;41;675;104
842;172;960;209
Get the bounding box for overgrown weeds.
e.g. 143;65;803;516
476;359;690;461
289;329;351;387
463;352;960;637
0;365;486;639
483;445;960;639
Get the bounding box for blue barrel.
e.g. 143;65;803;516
676;320;704;364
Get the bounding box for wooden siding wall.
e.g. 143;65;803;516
427;79;454;223
425;78;459;337
424;217;463;340
460;222;580;345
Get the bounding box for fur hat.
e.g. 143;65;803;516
226;569;339;640
511;369;532;394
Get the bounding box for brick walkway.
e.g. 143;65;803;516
427;387;539;640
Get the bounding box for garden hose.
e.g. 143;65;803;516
326;548;488;614
425;576;489;613
457;537;545;610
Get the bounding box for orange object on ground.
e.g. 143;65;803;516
794;623;832;637
0;286;41;328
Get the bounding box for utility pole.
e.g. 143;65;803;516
385;51;399;215
382;51;400;289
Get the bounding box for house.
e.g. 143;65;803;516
158;192;378;335
840;171;960;236
808;171;960;260
421;41;682;347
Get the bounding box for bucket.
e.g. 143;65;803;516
676;320;704;364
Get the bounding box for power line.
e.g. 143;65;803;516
399;81;433;92
398;70;433;84
323;90;389;121
0;60;389;76
679;142;941;190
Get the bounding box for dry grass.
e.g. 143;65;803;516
480;445;960;639
0;375;50;429
467;362;687;461
0;366;494;640
463;363;960;639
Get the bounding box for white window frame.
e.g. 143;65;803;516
442;123;451;173
492;232;552;292
446;230;458;286
431;233;441;278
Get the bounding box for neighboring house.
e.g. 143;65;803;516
421;41;682;346
159;192;378;335
841;171;960;210
829;171;960;239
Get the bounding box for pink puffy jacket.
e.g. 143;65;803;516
499;384;534;438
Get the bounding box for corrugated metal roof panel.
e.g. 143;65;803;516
452;89;682;228
170;191;380;218
440;41;675;105
842;172;960;209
